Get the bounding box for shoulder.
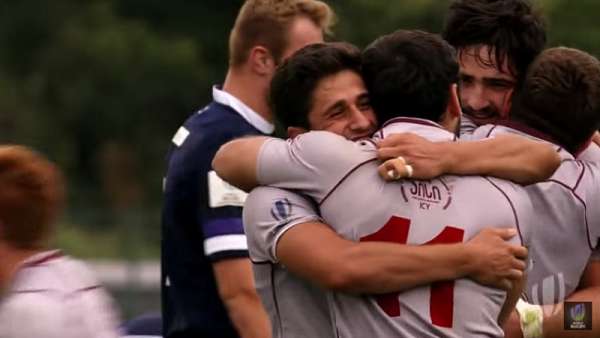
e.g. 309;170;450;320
243;187;321;263
173;103;259;153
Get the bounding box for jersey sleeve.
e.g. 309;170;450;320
243;186;323;263
256;131;377;203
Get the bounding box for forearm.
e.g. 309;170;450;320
332;242;471;294
441;135;560;184
541;286;600;338
222;290;272;338
212;136;268;191
213;257;271;338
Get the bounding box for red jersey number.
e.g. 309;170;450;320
360;216;465;328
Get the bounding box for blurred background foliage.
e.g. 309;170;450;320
0;0;597;260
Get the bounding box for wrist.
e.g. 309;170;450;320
455;243;476;278
439;142;457;175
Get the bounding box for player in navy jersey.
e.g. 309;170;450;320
161;1;334;337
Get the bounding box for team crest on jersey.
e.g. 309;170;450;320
271;198;292;221
400;178;452;211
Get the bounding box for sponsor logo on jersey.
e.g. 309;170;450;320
400;178;452;210
271;198;292;221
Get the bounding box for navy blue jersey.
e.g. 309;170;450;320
162;91;271;338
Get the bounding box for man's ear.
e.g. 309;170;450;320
248;46;276;76
287;126;309;139
447;83;462;118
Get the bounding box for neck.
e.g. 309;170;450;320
222;68;272;123
0;244;45;292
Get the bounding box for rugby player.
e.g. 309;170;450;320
440;1;600;336
161;1;334;337
377;47;600;338
242;41;546;338
0;146;120;338
214;30;540;337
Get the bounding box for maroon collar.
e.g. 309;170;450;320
496;120;559;145
381;117;445;130
21;250;64;268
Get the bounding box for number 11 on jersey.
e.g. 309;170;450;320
360;216;465;328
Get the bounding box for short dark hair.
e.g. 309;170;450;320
362;30;459;124
269;42;362;129
443;0;546;80
511;47;600;153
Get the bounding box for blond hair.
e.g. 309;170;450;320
0;145;65;249
229;0;335;66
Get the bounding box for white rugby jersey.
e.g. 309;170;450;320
243;186;335;338
255;118;534;338
471;123;600;304
0;250;120;338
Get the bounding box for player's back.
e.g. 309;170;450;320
319;165;532;338
524;159;600;304
471;123;600;304
0;251;120;338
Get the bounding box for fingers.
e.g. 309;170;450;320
493;227;518;240
511;258;526;271
498;278;513;291
377;146;409;161
377;157;413;181
510;245;528;260
507;268;523;281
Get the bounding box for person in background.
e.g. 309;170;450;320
161;1;334;337
0;145;121;338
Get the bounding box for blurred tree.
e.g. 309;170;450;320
0;0;599;258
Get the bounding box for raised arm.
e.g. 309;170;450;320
377;133;560;184
212;136;269;191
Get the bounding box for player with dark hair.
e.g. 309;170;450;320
378;46;600;338
242;41;554;338
0;146;120;338
161;1;334;337
483;47;600;338
213;30;544;337
443;0;546;129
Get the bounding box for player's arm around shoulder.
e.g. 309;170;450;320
212;135;271;191
376;132;560;184
214;131;369;196
213;257;272;338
